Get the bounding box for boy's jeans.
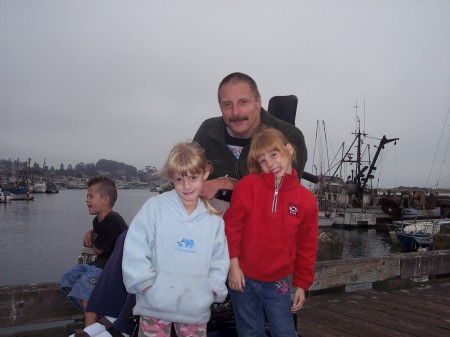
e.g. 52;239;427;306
229;276;297;337
60;264;103;311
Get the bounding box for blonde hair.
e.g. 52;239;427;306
161;141;221;215
247;126;297;173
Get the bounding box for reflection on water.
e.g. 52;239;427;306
321;227;396;292
1;189;154;286
326;227;395;259
1;189;397;286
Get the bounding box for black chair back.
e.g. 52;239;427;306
268;95;298;126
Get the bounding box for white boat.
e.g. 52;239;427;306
392;218;450;235
0;190;12;203
389;218;449;251
333;211;377;227
32;180;47;193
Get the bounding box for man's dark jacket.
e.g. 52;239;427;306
193;108;307;180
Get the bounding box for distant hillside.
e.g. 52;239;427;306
96;159;138;177
0;158;159;183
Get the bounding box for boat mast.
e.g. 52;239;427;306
353;100;367;192
361;135;399;191
324;101;399;196
426;107;450;189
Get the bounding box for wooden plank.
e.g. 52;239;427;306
298;279;450;337
393;281;450;307
310;256;400;291
362;287;450;321
324;291;448;337
298;305;411;337
369;289;450;331
0;284;81;327
299;292;440;336
400;250;450;278
296;316;358;337
310;250;450;290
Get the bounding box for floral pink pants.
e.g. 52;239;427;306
139;316;207;337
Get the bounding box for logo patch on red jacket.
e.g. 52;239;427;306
288;203;299;217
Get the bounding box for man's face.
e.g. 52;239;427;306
219;81;261;139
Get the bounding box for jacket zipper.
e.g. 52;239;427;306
272;176;284;213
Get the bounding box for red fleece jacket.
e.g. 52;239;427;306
224;169;318;290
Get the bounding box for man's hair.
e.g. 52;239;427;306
87;176;117;207
218;72;260;102
247;126;297;173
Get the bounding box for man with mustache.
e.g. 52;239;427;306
193;72;308;200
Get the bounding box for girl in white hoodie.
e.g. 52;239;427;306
122;141;230;337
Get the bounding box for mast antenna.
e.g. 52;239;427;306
353;99;359;133
363;99;366;134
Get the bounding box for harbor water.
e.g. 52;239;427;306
1;189;395;286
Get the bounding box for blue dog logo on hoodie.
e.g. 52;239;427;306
176;238;196;253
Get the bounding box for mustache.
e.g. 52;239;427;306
229;116;248;122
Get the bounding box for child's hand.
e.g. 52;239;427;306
83;229;94;247
291;287;306;312
228;258;245;292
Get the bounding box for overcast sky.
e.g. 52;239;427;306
1;0;449;189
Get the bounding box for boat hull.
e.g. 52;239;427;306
333;212;377;227
32;181;47;193
395;231;432;251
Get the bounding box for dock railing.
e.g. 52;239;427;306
1;250;450;329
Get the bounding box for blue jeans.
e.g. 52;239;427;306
229;276;297;337
60;264;103;311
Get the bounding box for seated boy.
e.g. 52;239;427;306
60;176;128;327
70;230;137;337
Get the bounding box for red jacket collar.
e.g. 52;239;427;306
260;168;299;190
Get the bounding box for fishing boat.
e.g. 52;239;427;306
32;180;47;193
311;102;399;228
381;110;450;221
1;184;29;195
45;181;60;193
1;158;33;194
379;189;441;221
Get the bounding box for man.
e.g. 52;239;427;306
193;72;307;199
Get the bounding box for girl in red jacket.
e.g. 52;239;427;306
224;126;318;337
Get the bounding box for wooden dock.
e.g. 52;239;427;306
1;250;450;337
297;277;450;337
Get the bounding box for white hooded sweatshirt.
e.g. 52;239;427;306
122;189;229;324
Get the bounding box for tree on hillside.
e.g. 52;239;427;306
96;159;137;180
66;164;75;177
